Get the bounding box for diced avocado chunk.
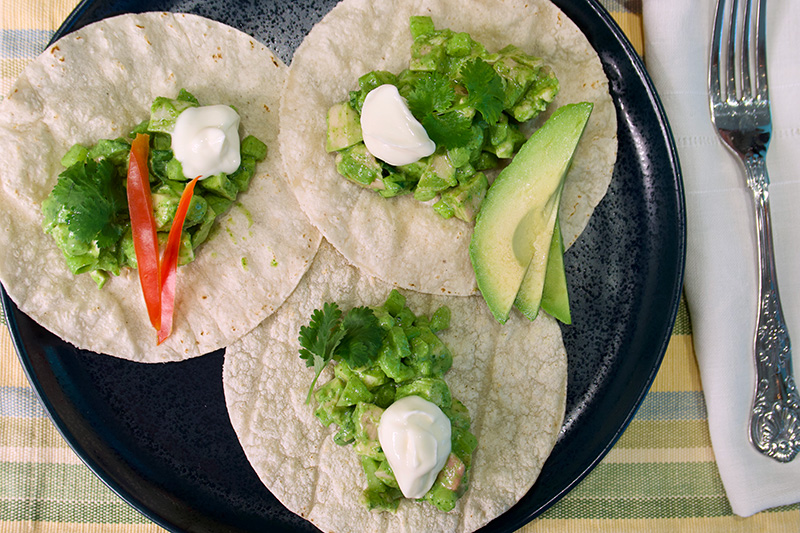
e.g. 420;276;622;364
184;194;208;229
165;157;187;182
409;15;435;39
395;377;452;410
205;194;233;217
429;306;451;333
334;413;356;445
229;155;257;191
436;171;488;223
240;134;268;160
414;153;457;201
335;143;382;187
314;377;346;427
510;68;560;122
60;144;89;167
423;481;458;512
470;102;592;324
382;289;406;316
410;30;450;72
353;402;383;442
326;102;363;152
349;70;398;114
151;192;180;231
190;204;216;248
87;138;130;166
199;173;238;201
148;95;198;133
336;374;375;407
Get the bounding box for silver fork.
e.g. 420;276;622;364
709;0;800;463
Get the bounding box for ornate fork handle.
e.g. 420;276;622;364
746;154;800;463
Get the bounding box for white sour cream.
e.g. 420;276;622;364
378;395;451;499
171;104;241;179
360;84;435;166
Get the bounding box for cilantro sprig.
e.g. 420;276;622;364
299;303;384;403
405;59;505;150
46;158;127;247
407;72;472;149
461;58;505;126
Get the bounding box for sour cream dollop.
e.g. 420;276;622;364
378;395;451;499
360;84;435;166
171;104;241;179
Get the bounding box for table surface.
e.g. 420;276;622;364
1;1;798;532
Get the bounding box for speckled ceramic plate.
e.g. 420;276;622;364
1;1;685;531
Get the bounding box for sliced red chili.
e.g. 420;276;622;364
126;134;161;332
158;176;200;344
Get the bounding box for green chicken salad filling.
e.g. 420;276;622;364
326;15;559;222
300;289;477;513
41;89;267;289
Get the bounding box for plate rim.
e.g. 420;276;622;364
2;0;686;531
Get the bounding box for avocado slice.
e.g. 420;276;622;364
533;218;571;324
469;102;592;324
513;190;563;321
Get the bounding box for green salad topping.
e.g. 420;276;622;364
41;89;267;288
300;289;477;513
326;15;559;222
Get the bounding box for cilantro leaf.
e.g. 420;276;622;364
299;302;385;403
338;306;384;369
461;58;505;126
407;72;455;117
49;158;127;247
405;72;472;149
421;112;473;149
299;302;346;403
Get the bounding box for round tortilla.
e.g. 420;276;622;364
279;0;617;296
223;240;567;533
0;13;321;362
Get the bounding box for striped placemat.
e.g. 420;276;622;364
1;1;798;532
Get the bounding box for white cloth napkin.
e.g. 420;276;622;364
642;0;800;517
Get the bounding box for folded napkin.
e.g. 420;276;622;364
642;0;800;517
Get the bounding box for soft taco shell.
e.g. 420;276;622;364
223;240;567;533
0;12;321;362
279;0;617;296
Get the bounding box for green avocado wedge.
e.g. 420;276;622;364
514;204;569;320
536;218;572;324
469;102;592;324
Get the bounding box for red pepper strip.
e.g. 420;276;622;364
158;176;200;344
127;134;161;331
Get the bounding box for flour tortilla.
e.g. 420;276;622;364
223;240;567;533
279;0;617;296
0;13;321;362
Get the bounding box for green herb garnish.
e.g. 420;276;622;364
43;158;127;248
461;57;505;126
299;303;384;403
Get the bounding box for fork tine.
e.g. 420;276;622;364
754;0;769;101
726;0;739;101
709;0;725;106
740;0;753;100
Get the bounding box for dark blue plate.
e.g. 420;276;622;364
1;1;685;531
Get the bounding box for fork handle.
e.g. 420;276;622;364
746;155;800;463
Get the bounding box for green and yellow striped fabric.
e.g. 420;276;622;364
1;1;798;532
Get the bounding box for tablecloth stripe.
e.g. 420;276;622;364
1;386;47;418
1;419;70;450
527;514;800;533
2;523;161;533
